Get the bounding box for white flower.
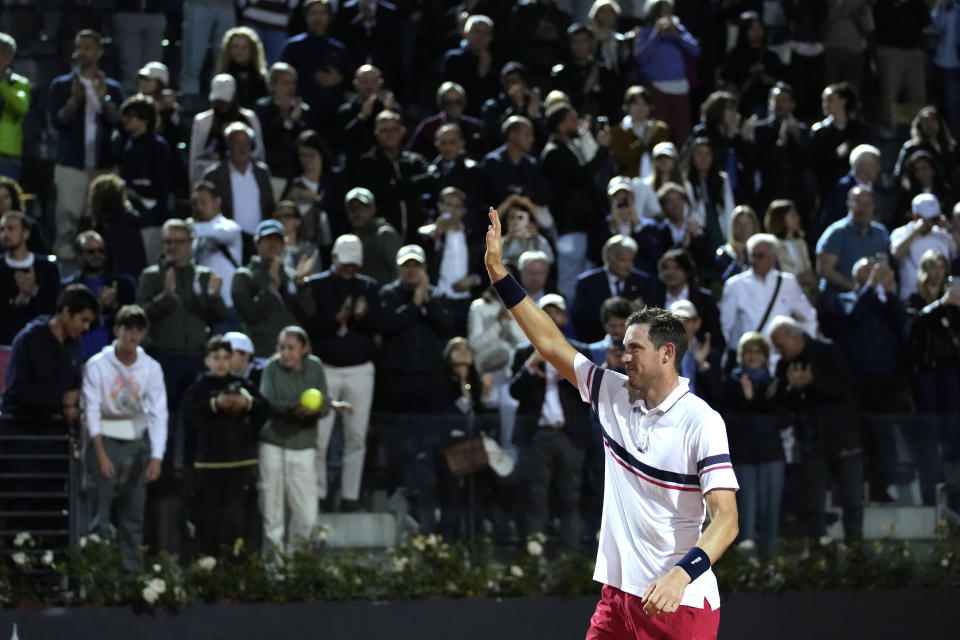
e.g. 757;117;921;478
142;586;159;604
526;540;543;557
426;534;438;547
79;537;87;549
941;557;951;568
437;549;450;559
410;536;426;551
13;532;32;548
11;552;27;566
196;556;217;571
41;550;54;566
509;565;524;578
392;556;409;573
486;579;496;590
152;563;162;574
318;528;328;543
148;578;166;595
232;538;245;557
818;535;833;547
88;533;102;544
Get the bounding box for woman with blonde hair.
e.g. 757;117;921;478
715;204;760;281
85;174;146;278
216;27;269;109
906;249;960;505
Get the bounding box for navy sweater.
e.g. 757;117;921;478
1;316;83;416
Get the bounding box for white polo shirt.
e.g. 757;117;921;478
573;353;739;610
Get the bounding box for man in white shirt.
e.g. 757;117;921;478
82;304;167;573
890;193;957;300
190;181;243;314
719;233;817;367
485;207;739;638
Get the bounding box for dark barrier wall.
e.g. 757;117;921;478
0;589;954;640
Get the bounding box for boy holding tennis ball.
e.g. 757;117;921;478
258;326;349;553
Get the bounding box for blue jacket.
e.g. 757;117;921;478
634;24;700;84
47;70;125;169
280;33;349;127
1;315;83;416
120;133;171;227
835;285;906;375
932;2;960;69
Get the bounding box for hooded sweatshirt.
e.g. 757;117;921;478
82;342;168;459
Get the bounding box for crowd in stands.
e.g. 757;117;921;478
2;0;960;567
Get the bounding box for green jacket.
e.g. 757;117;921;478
231;256;316;358
0;72;30;158
137;261;228;356
259;354;330;450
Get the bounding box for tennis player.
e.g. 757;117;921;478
484;207;739;639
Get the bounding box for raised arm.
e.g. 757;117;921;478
484;207;580;385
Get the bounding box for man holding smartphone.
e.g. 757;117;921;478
890;193;957;300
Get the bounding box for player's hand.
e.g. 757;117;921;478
484;207;507;281
642;566;691;616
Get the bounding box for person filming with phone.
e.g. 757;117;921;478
890;193;957;301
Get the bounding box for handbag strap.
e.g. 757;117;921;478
756;274;783;332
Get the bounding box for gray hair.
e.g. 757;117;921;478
268;61;297;87
768;315;803;338
746;233;779;255
849;144;881;171
602;234;639;264
518;250;550;271
223;120;255;144
0;32;15;58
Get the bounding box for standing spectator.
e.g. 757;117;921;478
682;137;733;254
188;74;265;186
0;211;60;349
0;33;29;180
308;234;381;511
751;82;812;219
136;62;189;199
64;230;137;361
441;15;500;117
508;0;573;88
343;187;401;285
500;196;555;269
48;30;125;260
258;326;333;553
378;244;456;412
719;234;818;360
820;144;882;230
816;185;890;330
891;193;957;301
335;65;399;164
720;11;783;118
585;296;631;367
932;0;960;136
603;177;664;272
480;62;547;152
540;102;610;301
180;0;237;98
407;82;486;160
83;304;167;572
119;95;171;264
0;284;96;424
588;0;631;76
724;331;782;555
607;85;670;180
669;300;717;401
633;1;699;142
0;176;23;216
715;204;760;282
897;151;955;223
280;0;349;140
894;106;957;187
237;0;300;64
657;182;715;278
203;121;276;259
189;180;244;312
355;111;430;242
834;257;908;503
85;174;147;280
422;124;482;222
905;249;960;504
333;0;403;88
689;91;755;204
225;330;263;385
770;316;863;542
183;335;268;555
570;234;659;343
136;218;227;414
274;200;319;279
112;2;168;92
810;82;872;201
873;0;929;135
232;219;315;357
764;199;817;296
654;247;723;352
216;27;270;109
550;23;621;120
509;293;589;549
824;0;872;96
781;0;828;122
518;249;552;303
478;115;554;213
253;63;315;189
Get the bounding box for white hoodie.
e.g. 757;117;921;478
82;343;168;459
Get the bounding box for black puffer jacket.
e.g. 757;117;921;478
906;293;960;371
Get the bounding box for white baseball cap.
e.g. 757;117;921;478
669;299;698;320
538;293;567;312
332;234;364;266
395;244;426;266
138;61;169;86
209;73;237;103
224;331;254;354
912;193;941;220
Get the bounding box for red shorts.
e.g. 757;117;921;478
585;584;720;640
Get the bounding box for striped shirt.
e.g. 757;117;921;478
573;353;739;610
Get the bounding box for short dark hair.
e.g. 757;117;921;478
546;102;575;133
0;209;28;230
600;296;633;325
206;334;233;355
626;307;688;362
115;304;148;329
57;284;100;316
120;94;158;134
657;248;698;287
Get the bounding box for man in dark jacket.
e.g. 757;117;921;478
334;64;401;165
509;293;590;550
355;111;430;242
751;83;812;217
183;335;269;555
440;15;500;116
307;234;382;510
64;230;137;360
47;29;124;259
406;82;486;159
0;211;60;350
478;114;554;211
378;244;455;413
770;315;863;542
549;24;620;119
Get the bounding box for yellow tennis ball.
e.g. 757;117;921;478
300;388;323;411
